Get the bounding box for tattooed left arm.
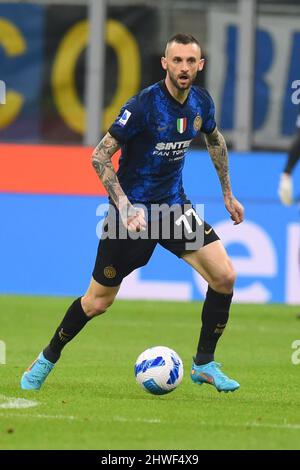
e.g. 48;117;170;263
204;127;244;225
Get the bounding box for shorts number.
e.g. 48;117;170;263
175;208;202;234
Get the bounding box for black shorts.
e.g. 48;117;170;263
92;203;219;286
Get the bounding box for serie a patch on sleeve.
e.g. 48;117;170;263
118;109;132;126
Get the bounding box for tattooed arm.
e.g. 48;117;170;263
204;127;244;225
92;132;146;231
92;132;126;206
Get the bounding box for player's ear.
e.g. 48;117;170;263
198;58;205;71
161;56;167;71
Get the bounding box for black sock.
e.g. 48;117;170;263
194;286;233;365
43;297;90;363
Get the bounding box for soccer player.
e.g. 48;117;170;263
278;110;300;205
21;33;244;393
278;109;300;318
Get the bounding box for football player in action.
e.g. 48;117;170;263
21;33;244;393
278;110;300;206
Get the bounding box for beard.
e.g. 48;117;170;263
168;69;197;91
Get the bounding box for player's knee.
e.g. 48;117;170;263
212;266;236;294
224;267;236;291
82;295;115;318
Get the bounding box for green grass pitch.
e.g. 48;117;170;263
0;296;300;450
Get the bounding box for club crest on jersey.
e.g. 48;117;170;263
177;117;187;134
193;114;202;131
118;109;132;127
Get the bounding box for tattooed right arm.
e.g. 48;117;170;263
92;132;146;232
92;132;129;214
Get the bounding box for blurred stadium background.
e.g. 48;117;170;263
0;0;300;302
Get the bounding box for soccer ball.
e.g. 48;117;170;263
134;346;184;395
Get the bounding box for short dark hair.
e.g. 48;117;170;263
165;33;200;52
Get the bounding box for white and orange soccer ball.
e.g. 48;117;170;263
134;346;183;395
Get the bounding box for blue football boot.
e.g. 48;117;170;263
21;352;55;390
190;360;240;393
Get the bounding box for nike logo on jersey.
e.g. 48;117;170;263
157;125;169;131
204;228;213;235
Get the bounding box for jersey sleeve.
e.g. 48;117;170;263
108;95;144;143
200;89;217;134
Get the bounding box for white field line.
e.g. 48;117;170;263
0;395;39;409
0;411;299;430
0;413;157;423
113;419;300;430
114;416;161;424
245;422;300;430
0;412;76;420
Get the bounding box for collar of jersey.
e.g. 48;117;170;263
159;80;190;108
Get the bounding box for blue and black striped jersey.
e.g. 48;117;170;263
109;80;216;207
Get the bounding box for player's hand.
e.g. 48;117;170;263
278;173;293;206
120;205;147;232
224;195;244;225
